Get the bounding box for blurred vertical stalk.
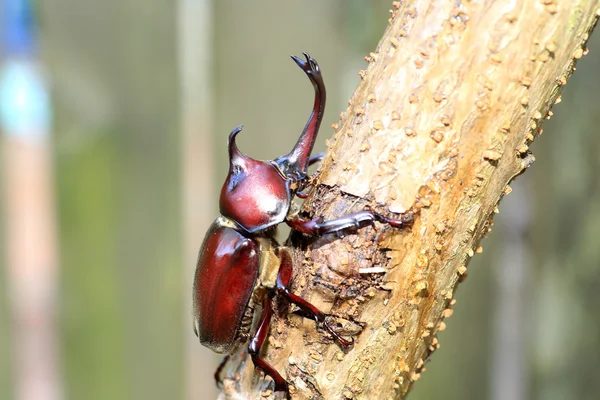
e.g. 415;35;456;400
0;0;62;399
490;179;531;400
177;0;217;398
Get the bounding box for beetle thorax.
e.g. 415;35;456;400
219;126;293;233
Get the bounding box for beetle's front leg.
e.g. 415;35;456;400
276;249;353;347
294;152;325;199
308;152;324;167
286;209;413;236
248;295;290;398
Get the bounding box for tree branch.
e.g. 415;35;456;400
219;0;600;398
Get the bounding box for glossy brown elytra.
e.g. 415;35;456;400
192;53;412;398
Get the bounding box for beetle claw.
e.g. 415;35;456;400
323;318;354;348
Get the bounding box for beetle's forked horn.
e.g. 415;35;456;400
275;52;326;178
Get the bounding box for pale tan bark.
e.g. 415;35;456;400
219;1;600;399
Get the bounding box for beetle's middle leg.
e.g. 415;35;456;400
248;295;289;397
286;209;413;236
275;249;353;347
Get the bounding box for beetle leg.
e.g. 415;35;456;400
283;289;354;348
286;210;414;236
308;152;324;167
294;152;325;199
213;354;231;387
248;295;290;397
276;249;353;348
295;190;311;199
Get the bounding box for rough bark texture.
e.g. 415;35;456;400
219;1;600;399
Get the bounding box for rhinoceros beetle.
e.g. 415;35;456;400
192;53;412;398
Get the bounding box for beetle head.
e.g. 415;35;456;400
220;126;292;233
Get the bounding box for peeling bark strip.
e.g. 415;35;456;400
219;1;600;399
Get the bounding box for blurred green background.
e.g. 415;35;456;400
1;1;599;399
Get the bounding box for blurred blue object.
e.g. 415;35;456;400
0;61;51;137
1;0;36;57
0;0;51;138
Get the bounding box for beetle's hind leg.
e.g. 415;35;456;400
214;354;231;387
276;249;353;348
248;295;290;398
